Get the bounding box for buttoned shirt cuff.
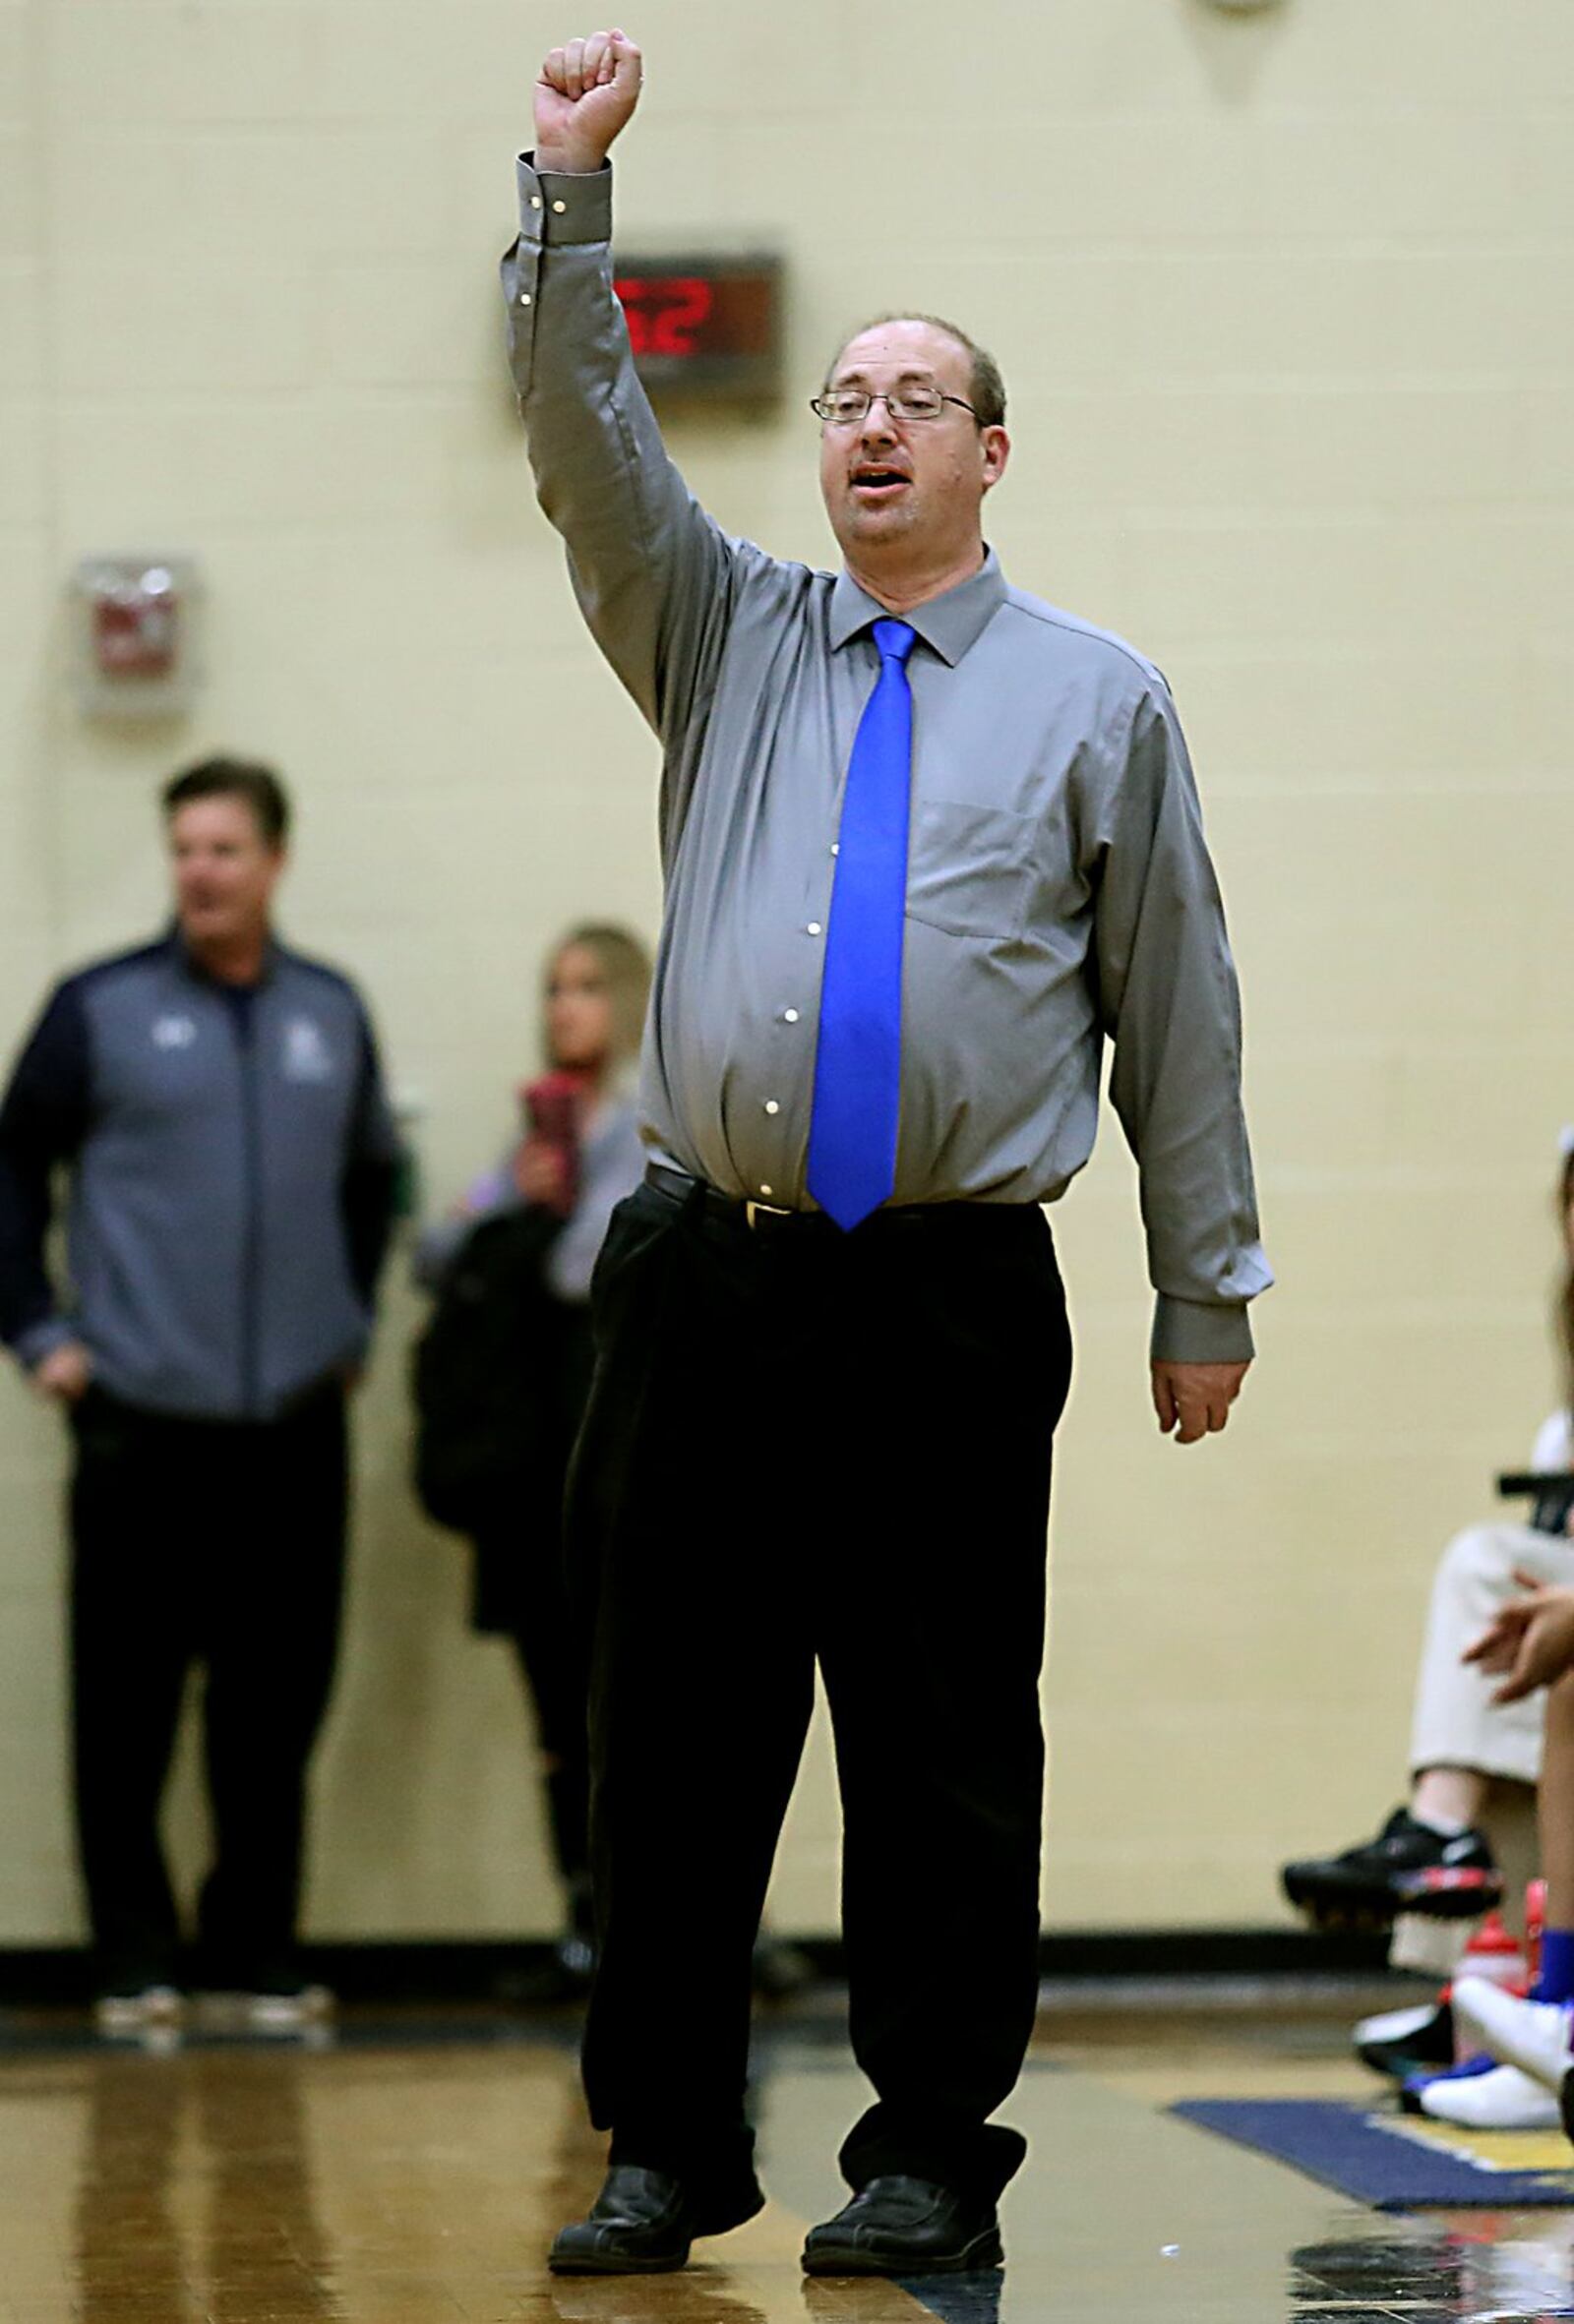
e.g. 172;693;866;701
1150;1295;1254;1367
515;152;613;247
13;1317;75;1373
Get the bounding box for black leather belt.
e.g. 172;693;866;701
640;1162;1030;1237
644;1162;803;1231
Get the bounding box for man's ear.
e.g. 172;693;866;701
981;426;1011;493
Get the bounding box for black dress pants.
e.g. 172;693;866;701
566;1177;1072;2203
68;1382;348;1995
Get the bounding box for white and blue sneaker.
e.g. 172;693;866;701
1400;2048;1495;2115
1452;1977;1574;2094
1415;2059;1562;2130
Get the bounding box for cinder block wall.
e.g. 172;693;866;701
1;0;1571;1941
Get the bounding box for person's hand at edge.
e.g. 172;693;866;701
535;28;642;175
34;1341;92;1406
1464;1575;1574;1704
1150;1359;1249;1446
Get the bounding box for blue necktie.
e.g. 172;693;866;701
807;618;918;1231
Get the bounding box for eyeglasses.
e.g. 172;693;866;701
810;387;980;427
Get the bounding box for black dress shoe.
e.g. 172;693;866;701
549;2164;763;2276
802;2175;1002;2276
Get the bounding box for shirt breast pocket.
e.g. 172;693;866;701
905;798;1036;942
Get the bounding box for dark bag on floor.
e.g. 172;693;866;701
411;1207;563;1534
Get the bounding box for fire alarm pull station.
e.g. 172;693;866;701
70;555;203;718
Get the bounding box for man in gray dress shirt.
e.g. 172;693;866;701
510;28;1272;2281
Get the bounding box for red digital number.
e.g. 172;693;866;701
615;275;717;359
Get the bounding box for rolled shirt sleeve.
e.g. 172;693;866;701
502;156;743;757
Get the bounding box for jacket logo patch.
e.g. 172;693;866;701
283;1017;334;1083
151;1014;197;1050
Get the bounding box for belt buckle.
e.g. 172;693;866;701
744;1198;790;1230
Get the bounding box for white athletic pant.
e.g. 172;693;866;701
1410;1522;1574;1785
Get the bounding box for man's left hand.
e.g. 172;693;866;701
1151;1359;1250;1445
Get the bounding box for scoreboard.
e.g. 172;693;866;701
613;257;784;401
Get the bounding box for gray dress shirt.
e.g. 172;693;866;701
504;156;1272;1363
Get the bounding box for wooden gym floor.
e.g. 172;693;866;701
0;1995;1570;2322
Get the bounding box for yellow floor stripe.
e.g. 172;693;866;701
1376;2111;1574;2176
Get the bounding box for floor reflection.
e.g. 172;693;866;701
0;2008;1573;2320
892;2273;1002;2324
73;2049;334;2322
547;2281;770;2324
1289;2216;1574;2319
72;2051;188;2323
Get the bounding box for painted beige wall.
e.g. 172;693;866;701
2;0;1572;1943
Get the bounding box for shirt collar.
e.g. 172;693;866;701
828;548;1007;668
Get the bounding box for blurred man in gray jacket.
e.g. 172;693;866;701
0;756;400;2033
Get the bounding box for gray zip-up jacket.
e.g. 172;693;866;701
0;932;400;1421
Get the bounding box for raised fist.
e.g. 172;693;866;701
535;30;642;172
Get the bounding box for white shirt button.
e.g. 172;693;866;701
759;1185;774;1198
783;1008;800;1024
831;842;840;857
552;199;568;213
518;291;532;306
807;922;822;936
764;1100;780;1116
530;196;543;209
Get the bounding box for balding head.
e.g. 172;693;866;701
825;313;1006;430
817;317;1011;611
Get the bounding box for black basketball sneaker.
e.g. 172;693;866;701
1282;1807;1502;1927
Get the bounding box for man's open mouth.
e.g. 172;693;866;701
850;467;911;499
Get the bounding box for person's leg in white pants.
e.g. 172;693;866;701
1389;1522;1574;1970
1410;1521;1574;1804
